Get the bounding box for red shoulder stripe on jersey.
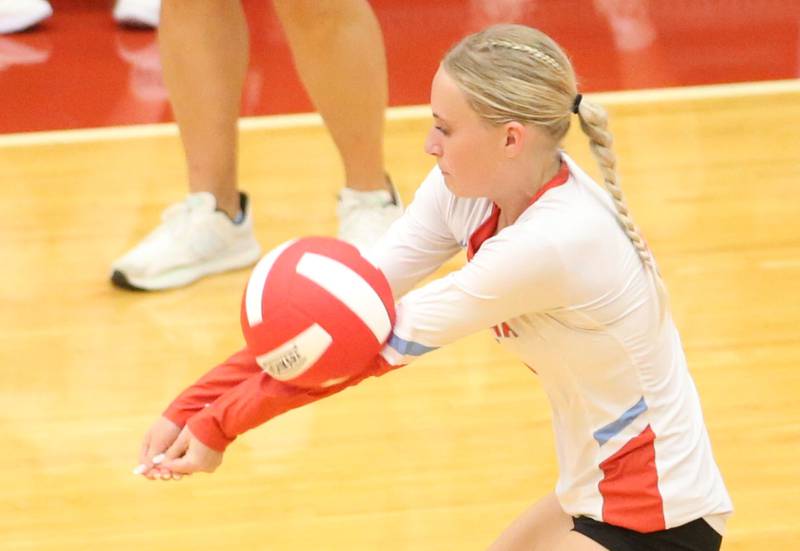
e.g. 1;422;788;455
467;160;570;260
467;203;500;260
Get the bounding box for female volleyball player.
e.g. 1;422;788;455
135;24;732;551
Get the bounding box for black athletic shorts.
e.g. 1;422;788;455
572;516;722;551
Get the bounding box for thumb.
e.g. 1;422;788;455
160;455;194;475
138;432;152;466
162;428;191;462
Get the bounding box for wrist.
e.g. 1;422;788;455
187;413;236;452
162;401;199;428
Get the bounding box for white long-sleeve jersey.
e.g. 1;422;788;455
368;153;733;533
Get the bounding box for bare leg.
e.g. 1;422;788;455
111;0;393;288
488;493;606;551
273;0;388;191
109;0;260;290
553;532;610;551
158;0;247;218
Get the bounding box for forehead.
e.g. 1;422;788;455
431;66;472;119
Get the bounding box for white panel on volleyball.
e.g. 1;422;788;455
245;239;297;326
254;323;333;381
295;252;392;342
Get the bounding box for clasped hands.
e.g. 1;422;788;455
133;417;224;481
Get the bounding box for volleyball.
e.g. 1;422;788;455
241;236;395;389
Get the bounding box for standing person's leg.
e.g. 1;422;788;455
273;0;386;192
112;0;401;290
110;0;260;291
159;0;245;216
274;0;402;249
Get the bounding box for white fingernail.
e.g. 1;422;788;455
152;453;165;465
132;464;147;475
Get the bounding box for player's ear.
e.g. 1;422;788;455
503;122;526;158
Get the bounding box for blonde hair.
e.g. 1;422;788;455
443;24;667;319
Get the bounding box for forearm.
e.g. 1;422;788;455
187;355;401;451
163;347;261;427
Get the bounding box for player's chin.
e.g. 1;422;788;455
443;175;478;199
441;171;456;192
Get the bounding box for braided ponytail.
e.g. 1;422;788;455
576;99;668;319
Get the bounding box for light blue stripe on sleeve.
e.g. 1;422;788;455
593;396;648;446
388;333;438;357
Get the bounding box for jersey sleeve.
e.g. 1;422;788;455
161;346;403;451
163;348;261;428
185;355;401;451
381;225;568;365
160;172;568;452
367;166;462;299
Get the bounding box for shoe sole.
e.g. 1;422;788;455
111;269;147;291
110;245;262;291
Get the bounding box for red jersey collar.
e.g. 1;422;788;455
467;161;570;260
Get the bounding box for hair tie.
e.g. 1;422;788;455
572;94;583;114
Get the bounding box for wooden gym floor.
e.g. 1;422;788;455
0;80;799;550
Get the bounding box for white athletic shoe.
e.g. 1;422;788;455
113;0;160;28
111;192;261;291
0;0;52;35
337;179;403;253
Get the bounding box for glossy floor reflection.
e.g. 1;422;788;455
1;0;799;133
